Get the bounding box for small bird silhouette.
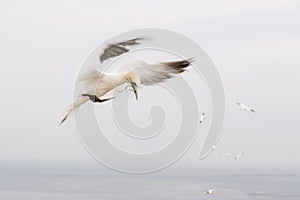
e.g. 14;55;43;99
237;102;256;113
199;112;206;123
234;152;244;160
203;188;214;195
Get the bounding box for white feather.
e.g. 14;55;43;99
61;59;191;123
131;61;180;85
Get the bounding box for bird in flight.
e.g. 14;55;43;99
61;38;193;124
212;144;217;151
234;152;244;160
237;102;256;113
199;112;205;123
100;38;142;63
203;188;214;195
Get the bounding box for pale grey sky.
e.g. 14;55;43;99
0;0;299;174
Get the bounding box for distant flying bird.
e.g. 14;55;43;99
234;152;244;160
203;188;214;195
212;144;217;151
61;58;193;124
100;38;142;63
199;112;205;123
237;102;256;113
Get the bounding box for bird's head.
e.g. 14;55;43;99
125;71;140;85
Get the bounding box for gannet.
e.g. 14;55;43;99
234;152;244;160
203;188;214;195
199;112;205;123
60;39;193;124
237;102;256;113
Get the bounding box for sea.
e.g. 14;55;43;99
0;163;299;200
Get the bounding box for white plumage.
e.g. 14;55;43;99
199;112;205;123
237;102;256;113
234;152;244;160
203;188;214;195
61;59;192;124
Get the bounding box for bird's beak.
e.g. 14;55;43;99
131;81;138;100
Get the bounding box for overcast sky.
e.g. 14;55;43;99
0;0;299;174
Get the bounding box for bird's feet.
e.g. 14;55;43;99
130;81;138;100
82;94;114;103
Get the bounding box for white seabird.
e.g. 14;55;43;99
234;152;244;160
203;188;214;195
212;144;217;151
237;102;256;113
199;112;205;123
60;39;193;124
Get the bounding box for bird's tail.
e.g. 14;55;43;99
60;96;89;124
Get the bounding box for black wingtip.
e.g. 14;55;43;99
116;37;144;46
60;116;67;125
187;57;195;63
163;58;194;73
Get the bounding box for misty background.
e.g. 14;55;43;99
0;0;299;176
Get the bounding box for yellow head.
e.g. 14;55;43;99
125;71;141;86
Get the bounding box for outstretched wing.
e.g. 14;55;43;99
131;58;193;86
100;38;142;63
76;70;104;83
116;38;142;46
